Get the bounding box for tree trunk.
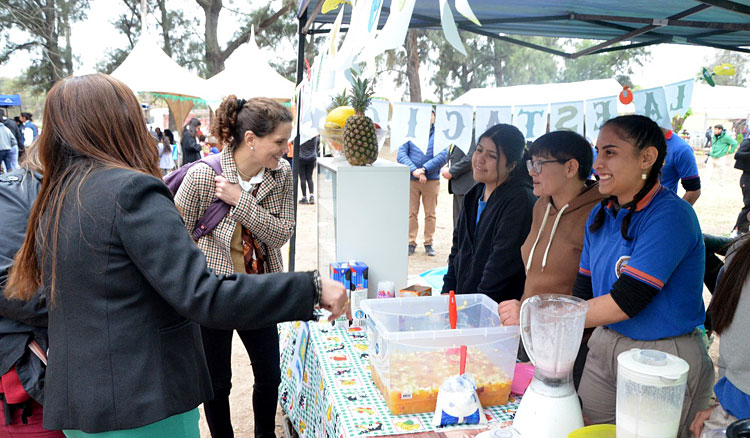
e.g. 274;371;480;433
199;0;224;76
42;1;65;82
156;0;172;56
62;4;73;74
492;40;504;86
405;29;421;103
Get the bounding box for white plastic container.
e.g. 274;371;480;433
360;294;520;415
616;349;689;438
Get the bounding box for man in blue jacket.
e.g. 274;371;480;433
397;112;448;257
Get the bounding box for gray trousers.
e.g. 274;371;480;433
578;326;714;438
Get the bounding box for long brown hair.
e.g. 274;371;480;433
5;73;161;302
709;236;750;334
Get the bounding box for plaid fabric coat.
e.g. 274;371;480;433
174;148;295;275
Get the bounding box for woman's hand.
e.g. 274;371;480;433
689;404;718;438
498;299;522;326
319;278;351;322
214;175;242;206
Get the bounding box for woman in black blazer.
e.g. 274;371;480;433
4;73;348;437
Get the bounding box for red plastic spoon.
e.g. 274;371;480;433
448;291;468;375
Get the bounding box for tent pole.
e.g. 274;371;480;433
289;8;307;272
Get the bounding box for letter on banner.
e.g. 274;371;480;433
434;105;473;154
475;106;512;137
664;79;694;119
390;102;433;153
366;100;390;127
633;86;671;128
513;104;548;140
550;101;584;135
585;96;617;142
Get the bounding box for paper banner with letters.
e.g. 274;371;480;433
585;96;618;142
549;101;585;135
475;106;512;137
663;78;693;120
633;86;672;128
434;105;474;154
513;104;548;140
390;102;434;154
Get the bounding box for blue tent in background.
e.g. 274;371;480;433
0;94;21;107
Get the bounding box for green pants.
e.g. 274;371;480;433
63;408;199;438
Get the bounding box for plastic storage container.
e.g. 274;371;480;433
616;349;689;438
361;294;520;415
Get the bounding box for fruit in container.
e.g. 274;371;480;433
325;106;354;128
343;72;378;166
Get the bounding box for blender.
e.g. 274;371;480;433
513;294;588;438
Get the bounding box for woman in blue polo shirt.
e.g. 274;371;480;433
574;115;713;438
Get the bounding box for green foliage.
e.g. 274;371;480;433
672;107;693;132
560;40;650;85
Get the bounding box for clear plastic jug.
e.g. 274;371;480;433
616;349;689;438
519;294;588;384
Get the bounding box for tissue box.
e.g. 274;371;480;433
399;285;432;297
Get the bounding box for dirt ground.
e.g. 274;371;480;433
199;146;734;437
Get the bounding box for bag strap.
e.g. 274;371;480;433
27;340;46;366
192;154;230;241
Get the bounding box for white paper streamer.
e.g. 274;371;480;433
439;0;467;56
358;0;417;61
455;0;481;25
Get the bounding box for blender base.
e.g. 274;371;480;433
512;387;583;438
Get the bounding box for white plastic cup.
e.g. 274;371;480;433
377;281;395;298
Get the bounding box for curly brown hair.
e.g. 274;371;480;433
212;95;292;149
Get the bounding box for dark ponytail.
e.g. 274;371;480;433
709;236;750;334
212;95;292;150
589;115;666;240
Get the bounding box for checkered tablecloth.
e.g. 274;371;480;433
278;321;521;438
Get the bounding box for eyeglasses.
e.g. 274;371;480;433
526;159;568;174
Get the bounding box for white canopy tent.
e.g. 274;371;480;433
203;28;295;106
111;32;208;130
450;79;624;107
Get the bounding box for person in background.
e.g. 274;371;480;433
497;131;604;388
181;117;202;164
164;129;180;168
175;95;297;438
158;136;173;176
705;127;713;151
1;110;22;155
690;235;750;437
154;127;163;142
573;115;713;438
19;112;36;160
442;123;535;303
0;122;17;173
660;128;701;205
5;74;348;437
731;134;750;236
0;145;63;438
398;111;447;257
298;136;319;205
706;124;738;182
442;140;477;229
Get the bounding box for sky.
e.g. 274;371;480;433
0;1;737;100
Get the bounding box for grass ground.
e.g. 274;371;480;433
199;147;737;437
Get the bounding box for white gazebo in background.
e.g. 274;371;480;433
203;27;295;106
112;31;208;131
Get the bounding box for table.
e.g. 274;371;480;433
278;321;521;438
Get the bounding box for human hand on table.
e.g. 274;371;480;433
689;404;718;438
319;277;351;322
215;175;241;206
497;299;521;326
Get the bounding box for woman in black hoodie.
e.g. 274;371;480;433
442;124;535;303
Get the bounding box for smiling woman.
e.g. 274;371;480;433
173;95;296;438
441;123;536;303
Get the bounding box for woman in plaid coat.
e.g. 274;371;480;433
174;96;296;438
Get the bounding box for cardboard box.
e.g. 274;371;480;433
399;285;432;297
329;262;350;291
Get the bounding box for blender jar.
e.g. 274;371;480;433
616;349;689;438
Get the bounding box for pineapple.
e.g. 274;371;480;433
327;90;349;112
343;73;378;166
